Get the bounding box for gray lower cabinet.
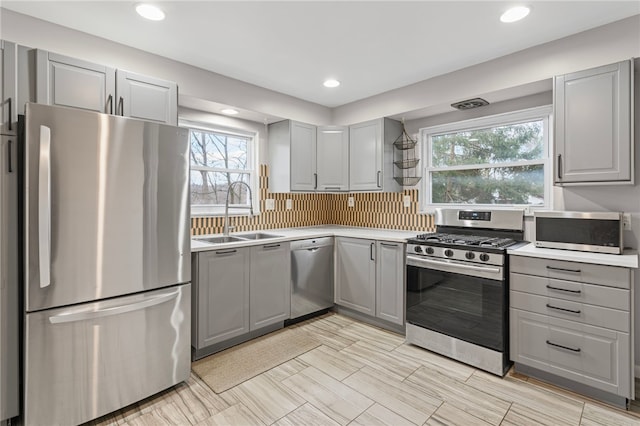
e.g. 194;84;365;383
375;241;405;325
335;237;404;325
336;237;376;315
192;242;291;357
35;49;178;124
509;254;633;404
193;247;250;349
250;242;291;329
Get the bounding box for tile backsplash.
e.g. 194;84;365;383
191;165;435;236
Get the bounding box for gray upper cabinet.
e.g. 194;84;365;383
317;126;349;191
268;120;317;192
249;242;291;329
35;50;178;125
36;50;115;114
193;248;250;350
116;70;177;124
349;118;402;192
554;59;633;185
335;237;405;325
1;40;17;135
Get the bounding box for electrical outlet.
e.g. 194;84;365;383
286;199;292;210
348;196;355;207
403;195;411;208
265;199;275;210
623;213;632;230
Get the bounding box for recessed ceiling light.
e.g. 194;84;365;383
500;6;530;23
323;79;340;88
221;108;239;115
136;4;165;21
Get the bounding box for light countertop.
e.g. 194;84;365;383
508;243;638;269
191;225;419;252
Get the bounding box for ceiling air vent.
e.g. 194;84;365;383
451;98;490;110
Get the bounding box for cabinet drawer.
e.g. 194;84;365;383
511;291;629;332
510;308;631;397
510;256;630;289
510;273;630;311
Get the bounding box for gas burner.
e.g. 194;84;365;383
416;233;516;249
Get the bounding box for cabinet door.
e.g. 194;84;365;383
290;121;317;191
0;135;19;421
335;237;376;315
116;70;178;125
196;248;249;349
36;50;115;113
349;119;383;191
317;126;349;191
250;242;291;330
1;40;17;135
510;308;630;398
554;60;632;184
375;241;404;325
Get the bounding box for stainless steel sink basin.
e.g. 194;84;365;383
194;236;247;244
236;232;283;240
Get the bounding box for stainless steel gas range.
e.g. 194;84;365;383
405;208;526;376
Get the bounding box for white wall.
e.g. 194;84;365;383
333;14;640;126
0;8;332;126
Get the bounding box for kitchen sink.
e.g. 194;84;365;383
194;236;248;244
236;232;283;240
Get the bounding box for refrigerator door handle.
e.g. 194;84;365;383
48;288;180;324
38;125;52;288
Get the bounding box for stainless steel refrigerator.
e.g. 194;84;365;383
23;103;191;426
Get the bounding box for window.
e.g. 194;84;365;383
421;107;551;211
187;125;258;216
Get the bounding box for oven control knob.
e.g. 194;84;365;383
414;246;422;253
425;247;435;255
479;253;490;262
465;251;475;260
444;249;454;257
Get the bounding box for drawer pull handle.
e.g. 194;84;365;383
546;340;581;353
215;249;237;255
263;244;281;249
546;303;581;314
546;266;581;273
546;285;581;294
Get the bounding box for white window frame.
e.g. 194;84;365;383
183;120;260;217
420;106;552;213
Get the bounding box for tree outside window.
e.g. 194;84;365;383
189;128;255;212
423;108;550;209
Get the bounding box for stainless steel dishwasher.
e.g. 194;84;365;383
289;237;334;321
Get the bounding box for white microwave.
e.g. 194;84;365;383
534;211;624;255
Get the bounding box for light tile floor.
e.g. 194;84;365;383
89;313;640;425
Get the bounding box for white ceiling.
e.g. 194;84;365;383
2;1;639;109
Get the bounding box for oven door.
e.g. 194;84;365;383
406;255;507;352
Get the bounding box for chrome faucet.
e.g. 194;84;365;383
223;181;254;236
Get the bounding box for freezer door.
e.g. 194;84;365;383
24;283;191;426
24;103;190;311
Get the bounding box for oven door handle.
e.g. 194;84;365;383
406;255;502;276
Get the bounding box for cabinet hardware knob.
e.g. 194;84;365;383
546;340;580;352
546;303;581;314
546;265;581;273
215;249;237;255
546;284;581;294
7;97;12;130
